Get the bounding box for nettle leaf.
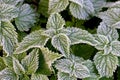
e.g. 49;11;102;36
111;41;120;56
21;49;39;74
31;73;49;80
0;2;18;21
15;4;38;31
61;27;97;46
94;51;118;77
69;0;94;20
15;30;49;54
99;8;120;29
51;33;70;56
55;56;90;79
1;0;23;5
0;68;18;80
13;57;25;75
3;56;13;68
46;13;65;30
58;72;77;80
48;0;69;14
97;22;119;41
0;57;6;71
0;21;18;56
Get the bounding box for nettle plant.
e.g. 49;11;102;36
0;0;120;80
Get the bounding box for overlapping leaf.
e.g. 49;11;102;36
14;30;49;54
94;51;118;77
31;74;49;80
0;0;23;5
15;4;38;31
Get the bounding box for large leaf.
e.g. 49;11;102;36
111;41;120;56
31;73;49;80
21;49;39;74
94;51;118;77
97;22;119;41
51;33;70;56
14;30;49;54
48;0;69;14
0;2;18;21
15;4;38;31
13;57;25;75
37;47;62;75
58;72;77;80
69;0;94;20
99;8;120;29
55;56;90;79
0;21;18;56
61;27;97;45
0;68;18;80
46;13;65;30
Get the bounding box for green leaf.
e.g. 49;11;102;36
31;73;49;80
46;13;65;30
48;0;69;14
58;72;77;80
0;57;6;71
69;0;94;20
13;57;25;75
0;21;18;56
51;33;70;56
111;41;120;56
55;56;90;78
0;2;18;21
37;47;62;75
0;68;19;80
97;22;119;41
14;30;49;54
21;49;39;74
94;51;118;77
99;8;120;29
15;4;38;31
61;27;97;46
3;56;13;68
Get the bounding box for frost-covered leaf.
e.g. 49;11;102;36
94;34;109;50
0;68;18;80
94;52;118;77
0;2;18;21
69;0;94;20
61;27;97;45
111;41;120;56
99;8;120;29
58;72;77;80
31;73;49;80
51;33;70;56
1;0;23;5
0;57;6;71
15;4;38;31
0;21;18;56
44;29;56;38
48;0;69;14
97;22;119;41
55;57;90;78
13;57;25;75
21;49;39;74
14;30;49;54
46;13;65;30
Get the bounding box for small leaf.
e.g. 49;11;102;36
111;41;120;56
21;49;39;74
13;57;25;75
48;0;69;14
0;21;18;56
97;22;119;41
31;73;49;80
3;56;13;68
94;51;118;77
0;2;18;21
46;13;65;30
0;57;6;71
15;4;38;31
15;30;49;54
51;33;70;56
61;27;97;45
69;0;94;20
58;72;77;80
0;68;19;80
